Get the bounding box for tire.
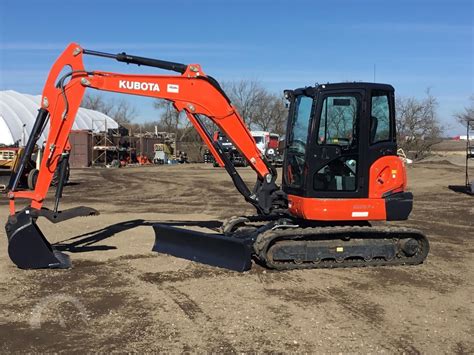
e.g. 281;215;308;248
27;169;39;190
0;174;10;192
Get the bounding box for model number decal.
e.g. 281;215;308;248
167;84;179;93
119;80;160;92
352;211;369;217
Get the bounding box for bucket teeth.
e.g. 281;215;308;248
39;206;100;224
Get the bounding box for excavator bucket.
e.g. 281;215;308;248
5;210;71;269
152;224;253;272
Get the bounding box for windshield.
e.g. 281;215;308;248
253;136;264;144
286;95;314;188
318;96;358;146
288;95;313;153
218;134;231;144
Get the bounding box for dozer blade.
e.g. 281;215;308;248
152;224;253;272
5;209;71;269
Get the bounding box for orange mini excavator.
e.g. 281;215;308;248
5;43;429;271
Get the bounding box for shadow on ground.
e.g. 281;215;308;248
54;219;224;253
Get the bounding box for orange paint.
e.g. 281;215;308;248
288;195;387;221
369;156;407;198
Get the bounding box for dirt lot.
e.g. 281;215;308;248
0;159;473;353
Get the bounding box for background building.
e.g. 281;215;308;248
0;90;118;167
0;90;118;145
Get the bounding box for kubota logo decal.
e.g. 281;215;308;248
119;80;160;92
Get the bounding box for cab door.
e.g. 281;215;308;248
283;93;315;197
306;90;369;198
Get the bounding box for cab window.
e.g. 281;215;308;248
286;95;313;188
318;96;358;146
370;92;391;144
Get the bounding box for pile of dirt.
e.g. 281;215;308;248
416;151;466;167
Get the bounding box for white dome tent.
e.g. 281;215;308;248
0;90;118;146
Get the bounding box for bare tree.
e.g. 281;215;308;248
251;93;288;135
139;120;166;134
396;89;443;159
195;114;218;138
153;99;193;141
81;94;114;115
152;79;288;142
81;94;137;125
222;79;287;135
112;99;137;125
221;80;267;126
455;95;474;127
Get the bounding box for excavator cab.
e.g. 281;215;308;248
284;83;396;197
283;83;413;222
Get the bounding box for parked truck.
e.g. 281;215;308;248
251;131;283;167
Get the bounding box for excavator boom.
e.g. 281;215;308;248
8;43;279;211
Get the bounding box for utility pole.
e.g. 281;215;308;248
373;64;376;82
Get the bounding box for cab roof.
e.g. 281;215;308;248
315;82;394;91
286;82;394;98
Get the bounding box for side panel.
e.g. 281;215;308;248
369;155;407;198
288;194;387;221
288;156;408;221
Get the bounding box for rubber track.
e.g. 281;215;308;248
253;225;429;270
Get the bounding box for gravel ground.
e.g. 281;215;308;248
0;161;473;353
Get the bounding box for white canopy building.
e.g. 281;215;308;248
0;90;118;146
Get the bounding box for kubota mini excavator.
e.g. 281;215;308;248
4;43;429;271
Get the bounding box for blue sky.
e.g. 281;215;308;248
0;0;472;135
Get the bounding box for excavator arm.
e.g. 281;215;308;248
8;43;283;216
5;43;286;270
